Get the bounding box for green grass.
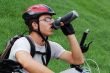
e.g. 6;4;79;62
0;0;110;73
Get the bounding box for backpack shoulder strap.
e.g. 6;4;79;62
25;36;51;66
25;36;35;57
45;41;51;66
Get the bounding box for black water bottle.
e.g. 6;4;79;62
52;10;79;29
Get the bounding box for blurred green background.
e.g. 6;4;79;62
0;0;110;73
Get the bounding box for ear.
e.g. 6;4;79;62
32;22;38;30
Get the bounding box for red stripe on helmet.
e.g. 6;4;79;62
27;4;48;13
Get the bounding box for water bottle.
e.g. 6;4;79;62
52;10;79;29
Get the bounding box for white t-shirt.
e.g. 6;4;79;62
9;37;65;73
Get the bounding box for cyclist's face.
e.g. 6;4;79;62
38;14;54;36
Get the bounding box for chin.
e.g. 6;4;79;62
45;32;53;36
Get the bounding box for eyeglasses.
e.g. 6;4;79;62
39;17;54;23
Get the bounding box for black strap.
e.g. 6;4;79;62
45;41;51;66
35;51;47;65
32;30;48;41
25;36;51;66
25;36;35;57
35;51;46;55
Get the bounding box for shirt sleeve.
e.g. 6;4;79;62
49;41;66;59
9;37;31;61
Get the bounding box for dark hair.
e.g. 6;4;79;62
25;18;39;33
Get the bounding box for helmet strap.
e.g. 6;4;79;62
32;22;48;42
32;29;48;42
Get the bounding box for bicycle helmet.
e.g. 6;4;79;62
22;4;55;22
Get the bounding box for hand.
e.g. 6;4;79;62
60;23;75;36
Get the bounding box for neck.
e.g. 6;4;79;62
29;32;46;46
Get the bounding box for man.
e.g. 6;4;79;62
9;4;84;73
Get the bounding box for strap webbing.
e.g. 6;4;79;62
25;36;35;57
25;36;51;66
45;41;51;66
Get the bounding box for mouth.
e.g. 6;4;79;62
51;25;54;29
50;25;54;30
49;26;54;32
50;28;53;31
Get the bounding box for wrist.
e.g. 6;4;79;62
61;24;75;36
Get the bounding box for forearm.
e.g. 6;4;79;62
16;51;54;73
23;59;54;73
60;23;84;64
67;34;84;64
